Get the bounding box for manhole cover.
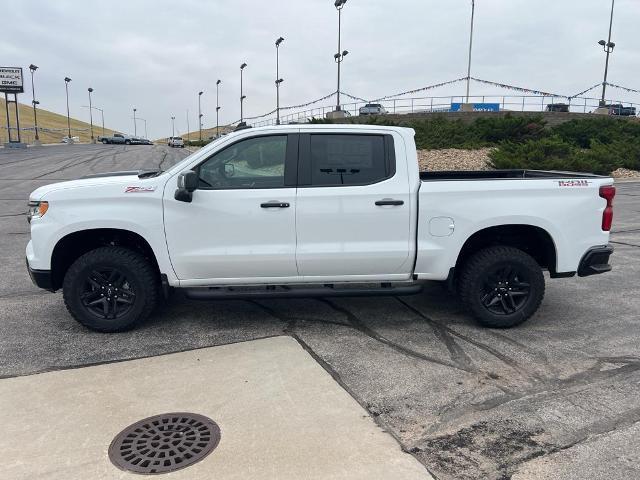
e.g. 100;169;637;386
108;412;221;474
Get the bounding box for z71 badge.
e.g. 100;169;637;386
125;186;157;193
558;180;591;187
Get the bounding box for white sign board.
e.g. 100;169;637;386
0;67;24;93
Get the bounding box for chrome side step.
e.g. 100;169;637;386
183;283;423;300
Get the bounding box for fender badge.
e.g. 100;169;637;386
125;186;157;193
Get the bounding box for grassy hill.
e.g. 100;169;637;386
0;98;117;144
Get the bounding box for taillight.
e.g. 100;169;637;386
599;185;616;231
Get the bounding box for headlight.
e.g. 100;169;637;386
27;201;49;223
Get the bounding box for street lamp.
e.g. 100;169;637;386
171;115;175;138
334;0;347;112
240;63;247;124
29;64;40;144
138;118;148;139
82;106;104;137
465;0;476;104
598;0;616;107
133;108;137;136
87;88;94;142
64;77;72;141
198;91;203;141
216;79;221;137
275;36;285;125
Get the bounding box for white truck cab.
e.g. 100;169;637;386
26;125;615;332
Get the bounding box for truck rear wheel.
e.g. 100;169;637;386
62;246;158;332
458;246;545;328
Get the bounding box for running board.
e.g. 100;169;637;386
183;284;423;300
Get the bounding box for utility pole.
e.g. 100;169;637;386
240;63;247;124
29;64;40;144
599;0;616;107
64;77;72;142
133;108;137;136
171;116;175;138
334;0;348;112
198;91;203;141
88;88;94;142
275;37;284;125
216;80;221;137
465;0;475;104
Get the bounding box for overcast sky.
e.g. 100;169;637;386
2;0;639;139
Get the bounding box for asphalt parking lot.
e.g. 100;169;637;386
1;144;639;480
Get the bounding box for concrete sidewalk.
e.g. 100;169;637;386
0;336;431;480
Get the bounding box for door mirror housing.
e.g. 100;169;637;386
175;170;198;202
223;163;235;177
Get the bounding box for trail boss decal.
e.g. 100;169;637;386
125;186;156;193
558;180;591;187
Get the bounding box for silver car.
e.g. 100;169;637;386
359;103;388;116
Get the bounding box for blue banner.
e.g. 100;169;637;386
450;103;500;112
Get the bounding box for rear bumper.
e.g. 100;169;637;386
26;258;55;292
577;245;614;277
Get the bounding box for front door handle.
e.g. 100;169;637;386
375;199;404;206
261;202;290;208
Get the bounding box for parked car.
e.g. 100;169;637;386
26;125;615;332
546;103;570;113
168;136;185;148
99;133;133;145
61;136;80;143
606;104;636;116
359;103;388;115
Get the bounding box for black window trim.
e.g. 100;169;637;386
297;132;396;188
193;133;299;190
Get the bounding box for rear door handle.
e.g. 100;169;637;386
375;199;404;206
261;202;290;208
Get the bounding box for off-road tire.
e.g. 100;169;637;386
63;246;158;332
458;246;545;328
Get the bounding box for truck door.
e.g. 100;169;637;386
295;132;413;280
163;133;300;283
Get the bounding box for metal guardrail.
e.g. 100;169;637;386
249;94;639;127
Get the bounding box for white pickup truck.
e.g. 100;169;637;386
26;125;615;332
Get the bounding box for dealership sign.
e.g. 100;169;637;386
0;67;24;93
450;102;500;112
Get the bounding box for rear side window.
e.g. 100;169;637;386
305;134;392;186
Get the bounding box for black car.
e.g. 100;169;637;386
546;103;570;113
606;104;637;116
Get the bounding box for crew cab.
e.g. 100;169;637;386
168;136;185;148
26;125;615;332
99;133;133;145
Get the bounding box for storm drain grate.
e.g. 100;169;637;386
108;412;221;474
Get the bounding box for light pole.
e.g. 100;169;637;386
138;118;148;139
275;37;285;125
87;88;94;142
599;0;616;107
198;91;203;141
216;79;221;137
81;106;104;137
64;77;72;141
334;0;348;112
29;64;40;144
240;63;247;124
171;116;175;138
186;109;190;142
133;108;137;136
465;0;476;104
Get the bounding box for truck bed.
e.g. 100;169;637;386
420;169;605;181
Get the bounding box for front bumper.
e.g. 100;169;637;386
26;258;55;292
577;246;614;277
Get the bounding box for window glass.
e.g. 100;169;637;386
309;134;387;186
198;135;287;189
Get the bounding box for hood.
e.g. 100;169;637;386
29;171;153;201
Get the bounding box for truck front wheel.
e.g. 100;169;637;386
62;246;158;332
458;246;545;328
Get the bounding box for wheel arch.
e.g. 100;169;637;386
51;228;160;291
455;224;558;275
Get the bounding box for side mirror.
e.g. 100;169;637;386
175;170;198;203
223;163;235;177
